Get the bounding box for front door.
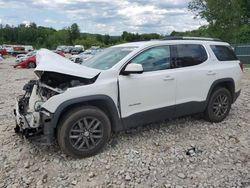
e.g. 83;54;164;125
118;45;176;128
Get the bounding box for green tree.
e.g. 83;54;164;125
188;0;250;42
74;36;102;48
69;23;80;43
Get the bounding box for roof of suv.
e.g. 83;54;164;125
114;40;229;49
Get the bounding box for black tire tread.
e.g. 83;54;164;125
57;106;111;158
205;87;232;122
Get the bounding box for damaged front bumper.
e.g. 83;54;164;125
14;95;55;145
13;69;94;144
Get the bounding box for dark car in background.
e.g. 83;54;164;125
71;47;84;54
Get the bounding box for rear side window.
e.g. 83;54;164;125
174;44;208;67
211;45;238;61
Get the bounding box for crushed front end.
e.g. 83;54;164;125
14;71;97;144
14;79;58;144
13;49;100;144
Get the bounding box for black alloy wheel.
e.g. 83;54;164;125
69;117;103;151
205;87;232;122
57;106;111;158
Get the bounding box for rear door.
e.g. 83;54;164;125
171;44;215;116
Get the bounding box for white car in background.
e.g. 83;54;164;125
24;45;34;52
69;49;102;64
3;45;14;54
16;51;36;63
15;54;26;62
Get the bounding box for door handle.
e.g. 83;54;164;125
163;75;174;81
207;71;216;76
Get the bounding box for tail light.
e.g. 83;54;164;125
239;62;244;72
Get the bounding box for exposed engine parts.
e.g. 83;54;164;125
40;71;97;89
23;80;37;93
15;72;97;138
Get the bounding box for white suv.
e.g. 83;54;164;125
14;37;243;158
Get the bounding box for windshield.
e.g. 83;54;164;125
84;47;135;70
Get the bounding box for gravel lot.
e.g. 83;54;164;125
0;57;250;188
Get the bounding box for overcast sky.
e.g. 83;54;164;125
0;0;207;35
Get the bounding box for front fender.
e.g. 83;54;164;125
44;94;123;133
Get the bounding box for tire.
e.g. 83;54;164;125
57;106;111;158
205;87;232;122
28;62;36;68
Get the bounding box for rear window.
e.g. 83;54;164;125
211;45;238;61
174;44;208;67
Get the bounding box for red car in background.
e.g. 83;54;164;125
54;50;65;57
0;48;7;56
14;50;65;68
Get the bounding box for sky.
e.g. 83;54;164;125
0;0;207;35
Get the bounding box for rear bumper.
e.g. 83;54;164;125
233;90;241;103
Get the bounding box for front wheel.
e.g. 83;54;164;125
28;62;36;68
205;87;232;122
57;106;111;158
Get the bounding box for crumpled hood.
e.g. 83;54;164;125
35;49;100;79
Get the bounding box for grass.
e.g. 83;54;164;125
244;64;250;68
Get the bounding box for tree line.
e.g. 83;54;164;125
172;0;250;43
0;23;162;49
0;0;249;49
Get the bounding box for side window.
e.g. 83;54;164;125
211;45;238;61
174;44;208;68
131;46;171;72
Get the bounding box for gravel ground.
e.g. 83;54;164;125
0;57;250;188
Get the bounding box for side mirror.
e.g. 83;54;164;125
122;63;143;75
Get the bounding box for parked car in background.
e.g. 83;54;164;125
15;54;26;62
56;45;66;51
24;45;34;52
0;54;4;62
14;50;65;68
53;50;65;57
12;46;26;56
14;55;36;68
69;48;103;64
2;44;34;55
71;47;84;54
63;46;74;53
75;45;84;50
0;48;7;56
2;45;14;54
16;51;37;63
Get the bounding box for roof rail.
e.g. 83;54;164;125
163;36;222;42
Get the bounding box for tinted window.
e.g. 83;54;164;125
131;46;171;72
174;44;208;68
211;45;238;61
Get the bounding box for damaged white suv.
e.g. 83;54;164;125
14;37;243;158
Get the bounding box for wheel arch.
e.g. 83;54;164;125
206;78;235;104
51;95;123;133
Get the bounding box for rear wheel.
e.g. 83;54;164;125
205;87;232;122
57;106;111;158
28;62;36;68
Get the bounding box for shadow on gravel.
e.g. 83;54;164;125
113;115;207;139
17;116;209;160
